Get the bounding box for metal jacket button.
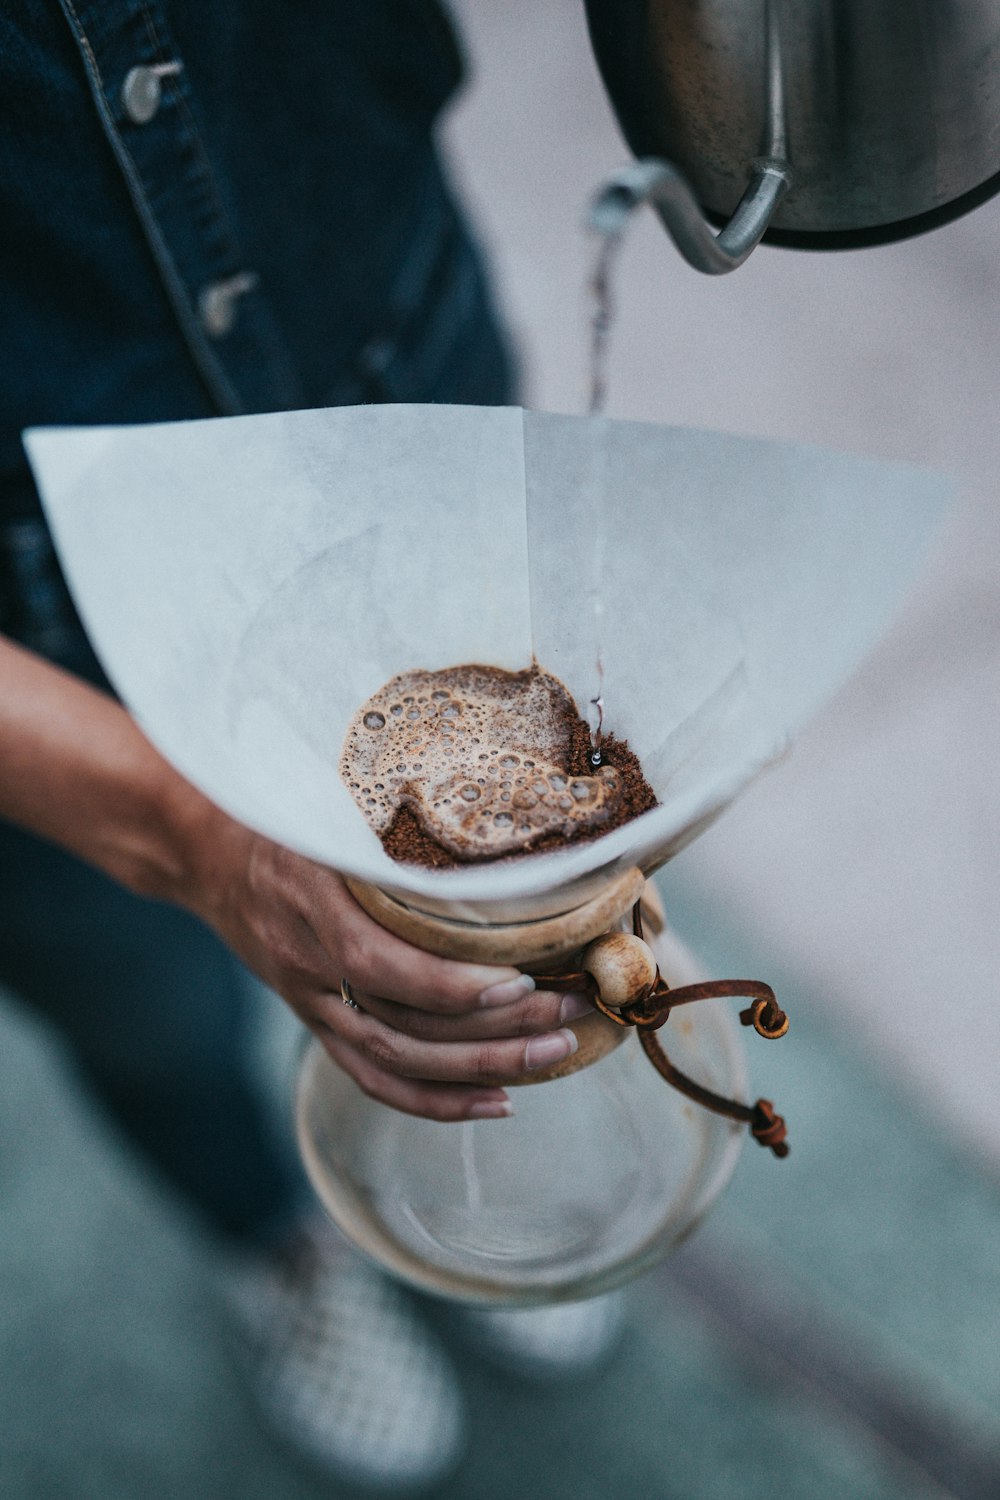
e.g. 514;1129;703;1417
121;61;182;125
198;272;259;338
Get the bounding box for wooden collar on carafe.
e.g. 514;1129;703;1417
346;869;790;1156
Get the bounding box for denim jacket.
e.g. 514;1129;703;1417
0;0;512;647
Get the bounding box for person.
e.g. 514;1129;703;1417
1;2;620;1487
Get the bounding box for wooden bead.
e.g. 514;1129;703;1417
581;932;657;1008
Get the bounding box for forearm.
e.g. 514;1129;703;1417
0;637;575;1121
0;633;219;903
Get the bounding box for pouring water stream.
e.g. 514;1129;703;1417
584;222;627;766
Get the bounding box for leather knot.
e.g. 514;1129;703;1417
751;1099;790;1157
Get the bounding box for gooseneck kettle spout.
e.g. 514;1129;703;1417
585;0;1000;271
589;0;792;273
589;156;791;275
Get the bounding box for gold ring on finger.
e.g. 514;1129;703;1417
340;977;362;1011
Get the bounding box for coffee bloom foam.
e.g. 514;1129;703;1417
340;664;628;862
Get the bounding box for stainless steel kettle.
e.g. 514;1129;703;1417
585;0;1000;272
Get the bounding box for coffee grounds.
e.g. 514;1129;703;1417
381;723;657;871
342;660;658;869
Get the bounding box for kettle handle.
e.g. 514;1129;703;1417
589;156;791;275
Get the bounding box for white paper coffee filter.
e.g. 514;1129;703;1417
24;404;948;916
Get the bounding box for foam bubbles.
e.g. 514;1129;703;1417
339;663;632;861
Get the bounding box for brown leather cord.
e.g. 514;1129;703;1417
535;904;790;1158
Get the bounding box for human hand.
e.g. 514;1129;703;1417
185;812;588;1122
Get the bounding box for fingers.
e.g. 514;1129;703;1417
319;883;532;1014
330;1002;579;1085
319;1030;514;1123
355;987;593;1043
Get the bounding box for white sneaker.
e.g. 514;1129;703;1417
455;1291;627;1382
225;1224;465;1490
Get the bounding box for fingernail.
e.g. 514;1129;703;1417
479;973;535;1007
467;1099;514;1120
559;991;593;1024
524;1029;578;1070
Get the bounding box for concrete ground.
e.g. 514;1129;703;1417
2;4;998;1498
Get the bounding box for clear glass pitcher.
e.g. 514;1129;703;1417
295;874;757;1306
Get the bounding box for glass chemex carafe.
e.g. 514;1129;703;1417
296;867;788;1306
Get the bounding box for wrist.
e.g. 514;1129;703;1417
87;749;209;906
0;634;253;911
150;766;250;917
